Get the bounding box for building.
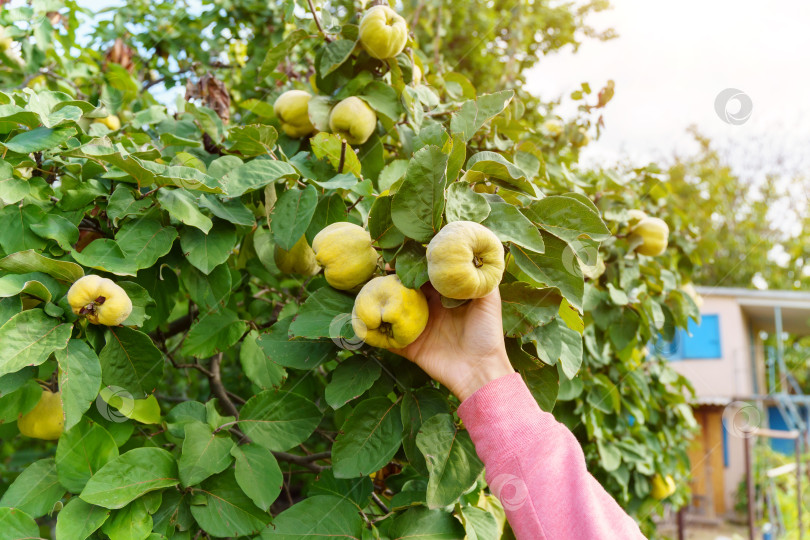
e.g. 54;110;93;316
664;287;810;518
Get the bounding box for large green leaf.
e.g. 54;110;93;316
320;39;355;75
115;219;177;271
179;221;237;274
391;145;448;243
0;204;48;254
157;187;213;233
182;308;247;358
100;498;153;540
270;184;319;251
189;471;270;537
0;249;84;282
238;390;322;452
449;90;514;141
0;507;39;540
79;447;178;509
55;418;119;493
311;132;362;177
221;158;298;197
231;443;282;512
482;200;545;253
445;182;491;223
56;339;102;431
332;397;403;478
500;282;562;337
306;469;373;509
71;239;138;276
240;330;286;390
368;195;404;249
0;458;65;518
288;286;355;339
99;326;164;399
30;213;80;250
226;124;278;157
511;232;584;310
401;388;451;476
55;498;110;540
388;507;466;539
257;317;336;370
260;495;363;539
0;309;72;377
178;420;235;487
2;126;76;152
324;355;382;409
395;241;430;289
524;195;611;243
0;271;60;302
464;152;538;196
460;505;500;540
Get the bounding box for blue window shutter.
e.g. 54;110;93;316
682;314;722;359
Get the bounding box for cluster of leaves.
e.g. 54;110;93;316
0;0;699;538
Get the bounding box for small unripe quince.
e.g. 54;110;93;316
427;221;505;300
651;474;676;500
352;275;429;349
358;5;409;60
18;389;64;440
94;115;121;131
273;90;316;138
67;275;132;326
631;216;669;257
312;222;379;291
329;97;377;145
274;235;321;276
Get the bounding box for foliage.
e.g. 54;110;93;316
0;0;697;538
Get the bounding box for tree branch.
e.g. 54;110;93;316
208;353;240;418
306;0;332;42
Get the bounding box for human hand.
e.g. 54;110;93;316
390;285;514;402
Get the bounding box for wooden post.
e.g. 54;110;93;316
797;437;803;540
676;506;685;540
745;436;755;540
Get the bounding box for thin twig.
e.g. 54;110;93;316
338;139;347;174
371;492;390;514
209;353;240;418
306;0;332;42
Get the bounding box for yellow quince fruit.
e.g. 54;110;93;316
18;389;64;440
312;222;379;290
426;221;505;300
352;275;429;349
329;97;377;145
631;216;669;256
651;474;676;500
274;235;321;276
67;275;133;326
543;119;563;137
273;90;316;138
626;209;647;226
358;5;409;60
94;115;121;131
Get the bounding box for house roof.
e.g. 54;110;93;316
695;286;810;333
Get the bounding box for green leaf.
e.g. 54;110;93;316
445;182;491;223
221;158;298;197
450;90;513;141
511;233;584;310
465;151;537;196
332;397;403;478
189;471;270;537
115;219;177;271
199;193;256;226
29;213;80;250
101;498;152;540
0;204;48;254
0;458;65;518
118;281;154;327
80;447;178;509
107;185;154;226
2;126;76;152
325;355;382;409
389;507;465;539
182;308;247;358
0;507;39;540
181;261;232;310
0;271;59;302
0;309;72;377
178;420;235;487
55;418;119;493
597;439;622;472
482;201;545;253
227;124;278;157
179;221;237;274
368;195;404;249
395;241;430;289
311;132;362;177
500;283;562;337
157;187;213;233
56;339;102;431
558;319;584;379
320;39;355;75
56;498;110;540
519;364;559;412
231;443;282;512
401;388;451;476
257;317;336;370
361;80;402;121
525;195;611;243
270;185;319;251
260;28;308;78
0;296;22;328
240;330;286;390
307;468;373;509
238;390;323;452
416;414;483;508
305;193;347;244
460;505;500;540
391;145;448;243
71;239;138;276
288;286;355;339
0;163;29;203
99;326;164;399
260;495;363;539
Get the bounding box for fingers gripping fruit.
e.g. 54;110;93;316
651;474;676;500
274;235;321;276
631;216;669;257
312;222;379;291
352;275;429;349
67;275;132;326
358;5;409;60
18;389;64;440
273;90;316;138
426;221;505;300
329;97;377;145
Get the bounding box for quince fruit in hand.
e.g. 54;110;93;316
352;275;429;349
312;222;378;290
626;209;647;226
329;97;377;145
427;221;505;300
95;115;121;131
631;216;669;256
274;90;316;138
274;235;321;276
18;389;63;440
68;274;132;326
651;474;676;500
358;5;409;60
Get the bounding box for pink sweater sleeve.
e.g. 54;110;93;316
457;372;646;540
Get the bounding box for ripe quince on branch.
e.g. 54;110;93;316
631;216;669;257
274;235;321;276
312;222;379;291
18;388;64;440
329;96;377;145
352;275;429;349
358;5;409;60
273;89;317;138
94;114;121;131
650;474;677;500
427;221;505;300
67;274;132;326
